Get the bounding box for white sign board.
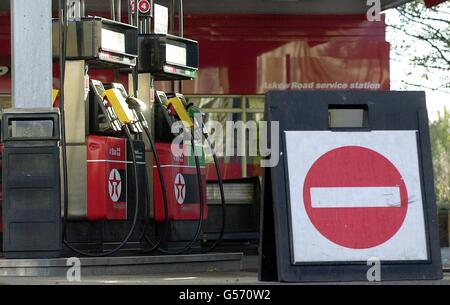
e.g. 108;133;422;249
153;4;168;34
285;130;428;263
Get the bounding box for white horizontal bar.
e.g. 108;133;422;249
310;187;401;208
152;165;205;169
87;160;146;165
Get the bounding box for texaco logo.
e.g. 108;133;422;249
174;173;186;204
108;168;122;202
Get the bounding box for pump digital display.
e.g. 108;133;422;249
101;29;126;54
166;40;187;66
136;34;198;80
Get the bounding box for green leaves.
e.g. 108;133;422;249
430;108;450;207
388;0;450;91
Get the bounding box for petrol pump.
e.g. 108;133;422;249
125;1;226;253
48;0;225;257
52;0;149;255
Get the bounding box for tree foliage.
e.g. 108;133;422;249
388;0;450;91
388;1;450;205
429;108;450;206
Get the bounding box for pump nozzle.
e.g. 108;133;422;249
185;103;208;138
126;96;147;112
125;96;150;130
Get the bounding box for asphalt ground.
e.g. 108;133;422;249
0;252;448;285
0;270;448;285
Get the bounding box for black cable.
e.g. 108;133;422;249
202;135;226;253
63;125;141;256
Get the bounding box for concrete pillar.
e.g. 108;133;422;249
11;0;53;108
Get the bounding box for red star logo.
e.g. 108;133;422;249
174;173;186;204
108;168;122;202
110;171;120;197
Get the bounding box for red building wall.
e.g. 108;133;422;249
0;13;389;95
0;12;11;94
0;12;390;180
179;14;390;94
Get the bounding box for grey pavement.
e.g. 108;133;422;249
0;249;448;285
0;271;449;285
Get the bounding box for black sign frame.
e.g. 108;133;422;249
259;91;442;282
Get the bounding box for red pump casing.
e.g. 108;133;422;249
153;143;207;222
87;135;128;220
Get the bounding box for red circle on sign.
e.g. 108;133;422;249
303;146;408;249
138;0;151;13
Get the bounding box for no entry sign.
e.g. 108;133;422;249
259;91;442;282
304;146;408;249
285;130;427;263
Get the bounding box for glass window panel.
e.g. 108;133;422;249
0;95;11;109
187;95;265;180
247;97;265;110
190;97;240;110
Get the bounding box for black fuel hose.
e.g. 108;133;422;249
127;9;170;253
59;0;141;256
63;126;142;257
127;0;211;254
135;161;160;253
129;5;203;253
140;113;226;254
201;135;226;253
141;128;205;255
59;0;69;241
181;104;227;253
135;121;170;254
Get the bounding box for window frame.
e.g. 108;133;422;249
186;95;264;177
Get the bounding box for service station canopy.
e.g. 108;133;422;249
0;0;417;14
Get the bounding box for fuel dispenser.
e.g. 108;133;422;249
0;0;225;258
121;0;226;254
152;92;207;222
52;0;206;256
107;84;209;254
53;0;147;256
86;81;147;222
125;0;227;253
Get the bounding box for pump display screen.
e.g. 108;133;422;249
166;40;187;66
101;29;126;54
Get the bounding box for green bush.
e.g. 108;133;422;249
430;108;450;208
